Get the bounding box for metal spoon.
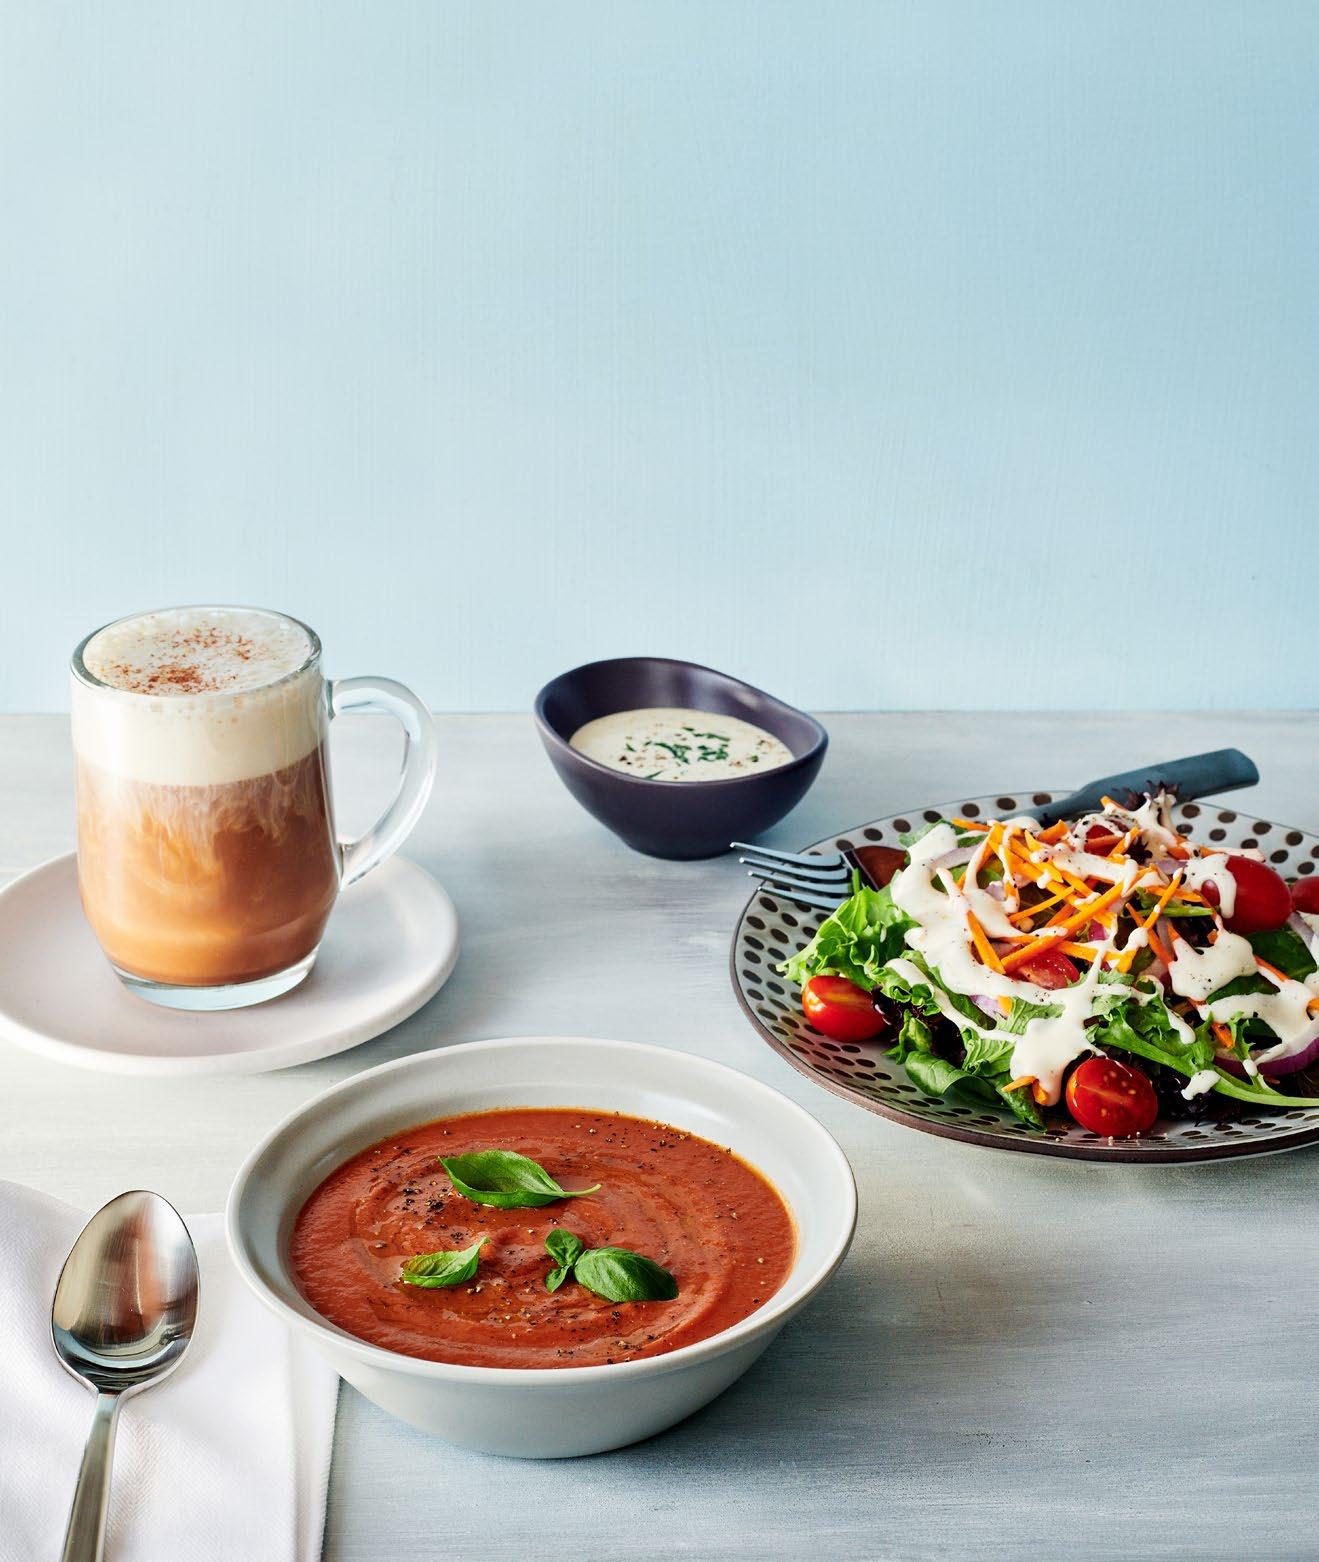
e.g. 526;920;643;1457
51;1190;200;1562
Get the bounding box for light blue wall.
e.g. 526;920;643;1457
2;2;1316;713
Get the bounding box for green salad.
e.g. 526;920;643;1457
778;797;1319;1136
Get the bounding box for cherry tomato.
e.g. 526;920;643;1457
1290;876;1319;916
1013;947;1080;990
801;975;889;1043
1199;855;1291;934
1084;822;1124;854
1065;1057;1159;1137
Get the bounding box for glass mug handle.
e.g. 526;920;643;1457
327;677;438;888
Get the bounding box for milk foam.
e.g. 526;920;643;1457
72;608;325;786
82;606;310;695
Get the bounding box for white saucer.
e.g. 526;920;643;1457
0;854;459;1076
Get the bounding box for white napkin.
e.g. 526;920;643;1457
0;1181;338;1562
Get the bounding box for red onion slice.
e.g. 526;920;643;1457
1217;1034;1319;1079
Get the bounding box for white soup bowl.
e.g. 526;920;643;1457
226;1036;856;1457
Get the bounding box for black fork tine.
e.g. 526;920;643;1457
730;841;846;872
737;854;851;888
746;877;847;912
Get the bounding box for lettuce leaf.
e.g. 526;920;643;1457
889;993;1048;1128
779;883;914;990
872;951;994;1029
998;1081;1045;1130
1084;989;1319;1106
1246;926;1317;982
891;1013;1002;1106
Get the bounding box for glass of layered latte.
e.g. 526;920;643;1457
70;606;437;1010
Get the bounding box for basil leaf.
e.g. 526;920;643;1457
543;1228;585;1291
399;1237;486;1289
441;1150;599;1209
573;1246;679;1303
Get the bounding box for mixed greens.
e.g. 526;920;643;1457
779;796;1319;1136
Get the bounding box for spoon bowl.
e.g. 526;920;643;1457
51;1191;199;1561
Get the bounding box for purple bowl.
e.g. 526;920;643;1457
533;657;827;860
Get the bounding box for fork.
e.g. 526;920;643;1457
734;748;1259;910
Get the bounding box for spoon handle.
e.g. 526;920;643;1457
60;1392;121;1562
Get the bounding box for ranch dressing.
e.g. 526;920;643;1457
1181;854;1237;919
1182;1069;1220;1100
1167;931;1257;1004
569;707;792;783
1208;979;1319;1068
1008;954;1106;1105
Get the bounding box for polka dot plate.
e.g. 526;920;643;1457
730;791;1319;1163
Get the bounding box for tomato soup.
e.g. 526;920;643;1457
290;1108;796;1368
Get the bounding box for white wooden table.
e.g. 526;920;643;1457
3;712;1316;1561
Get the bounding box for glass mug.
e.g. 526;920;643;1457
69;605;437;1010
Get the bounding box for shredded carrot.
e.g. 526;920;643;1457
1054;863;1097;897
1000;880;1128;972
1146;923;1173;967
1031;1083;1050;1105
1005;843;1052;886
950;818;990;832
1212;1022;1236;1052
1100;828;1136;862
1116;872;1183;974
965;911;1005;975
1016;835;1096;897
1003;1075;1036;1093
1035;821;1069;844
1008;884;1071;927
1057;878;1127;925
1056;941;1109;964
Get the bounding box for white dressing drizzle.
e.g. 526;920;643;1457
1127;794;1181;853
1008;953;1107;1105
1208;979;1319;1068
955;848;1019;940
1181;1070;1220;1100
1167;932;1256;1004
1041;847;1148;891
1181;853;1237;919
